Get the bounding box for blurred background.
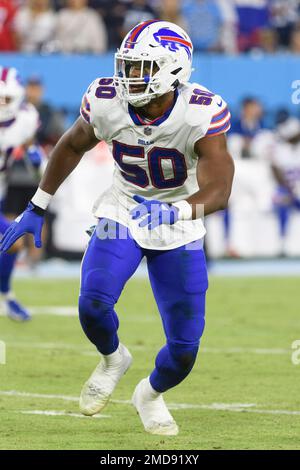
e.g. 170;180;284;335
2;3;300;450
1;0;300;267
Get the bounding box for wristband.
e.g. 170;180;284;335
31;187;53;210
172;200;193;220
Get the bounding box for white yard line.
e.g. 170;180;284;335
0;306;78;317
20;410;110;419
0;390;78;402
0;307;294;356
1;390;300;416
201;347;290;355
0;305;295;357
7;341;92;351
3;340;291;356
0;306;156;321
29;307;78;316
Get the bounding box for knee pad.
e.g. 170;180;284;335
81;267;121;304
79;294;119;331
78;294;119;355
79;295;112;320
168;341;199;372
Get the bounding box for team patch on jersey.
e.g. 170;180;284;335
144;127;152;136
153;28;192;60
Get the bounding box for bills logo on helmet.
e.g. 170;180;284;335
153;28;192;60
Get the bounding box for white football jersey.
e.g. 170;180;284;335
0;103;39;199
272;140;300;199
81;78;231;249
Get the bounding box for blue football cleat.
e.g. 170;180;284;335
6;299;31;322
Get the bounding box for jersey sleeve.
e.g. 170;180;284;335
80;81;95;125
80;78;114;141
185;87;231;154
205;100;231;137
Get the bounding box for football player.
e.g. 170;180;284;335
0;66;42;321
271;117;300;252
0;21;234;434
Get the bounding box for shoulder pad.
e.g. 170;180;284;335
80;77;118;125
183;83;231;135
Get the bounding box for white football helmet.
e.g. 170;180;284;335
0;67;25;123
114;20;193;107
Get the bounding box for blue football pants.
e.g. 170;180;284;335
79;219;208;393
0;212;18;294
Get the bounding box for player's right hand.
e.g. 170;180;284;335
0;202;44;253
27;145;43;168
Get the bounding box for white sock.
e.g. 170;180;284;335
102;343;125;367
143;377;160;399
1;291;15;301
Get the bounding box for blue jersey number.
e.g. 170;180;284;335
112;141;148;188
112;140;187;189
95;78;116;99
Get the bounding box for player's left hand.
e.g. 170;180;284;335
130;195;179;230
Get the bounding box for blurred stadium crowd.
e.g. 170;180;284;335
3;73;299;260
1;1;300;260
1;0;300;55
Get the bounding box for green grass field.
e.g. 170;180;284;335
0;276;300;450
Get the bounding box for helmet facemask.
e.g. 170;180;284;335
114;53;178;107
114;20;193;108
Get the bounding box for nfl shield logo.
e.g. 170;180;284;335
144;127;152;136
